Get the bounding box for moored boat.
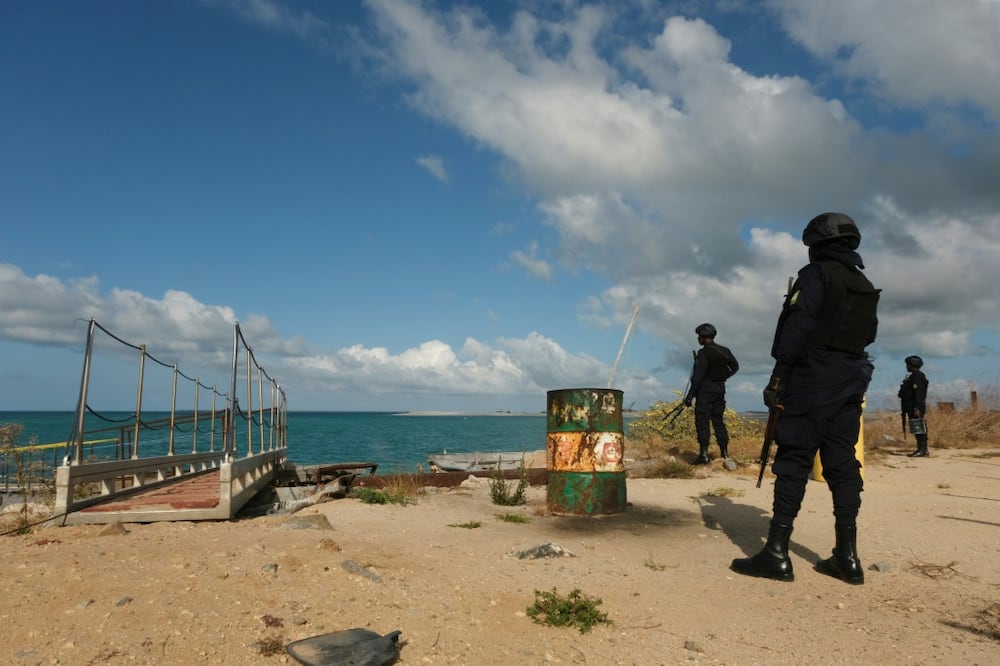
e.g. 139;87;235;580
427;451;531;473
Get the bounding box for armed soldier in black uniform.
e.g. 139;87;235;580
899;355;930;457
684;323;739;464
731;212;879;585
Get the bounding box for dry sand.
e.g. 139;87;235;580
1;448;997;665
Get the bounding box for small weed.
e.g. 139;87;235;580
495;512;530;524
643;558;666;571
354;487;410;506
255;636;285;657
697;486;744;499
448;521;482;529
973;601;1000;640
526;588;611;634
489;461;529;506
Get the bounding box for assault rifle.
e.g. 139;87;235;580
662;402;685;426
757;277;793;487
756;403;782;489
663;350;697;428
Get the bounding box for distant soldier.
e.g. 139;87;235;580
898;356;929;457
684;323;739;464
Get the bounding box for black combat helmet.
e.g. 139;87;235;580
695;323;717;338
802;212;861;249
905;355;923;370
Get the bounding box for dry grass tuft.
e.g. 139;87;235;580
380;473;424;499
909;558;977;580
974;602;1000;641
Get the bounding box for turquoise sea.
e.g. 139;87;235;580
1;410;571;474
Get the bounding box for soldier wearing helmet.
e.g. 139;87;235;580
684;323;739;464
732;212;880;586
898;356;929;457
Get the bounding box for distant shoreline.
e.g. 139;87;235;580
394;411;545;417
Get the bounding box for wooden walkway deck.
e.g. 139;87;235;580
55;448;286;525
79;469;223;514
61;469;227;525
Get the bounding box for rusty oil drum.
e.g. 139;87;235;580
546;388;626;515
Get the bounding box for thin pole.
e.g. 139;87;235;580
68;318;97;465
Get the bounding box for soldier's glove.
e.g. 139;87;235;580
762;376;783;409
683;397;693;407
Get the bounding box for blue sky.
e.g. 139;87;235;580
2;0;1000;414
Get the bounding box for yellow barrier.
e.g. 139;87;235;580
810;400;865;482
4;438;118;454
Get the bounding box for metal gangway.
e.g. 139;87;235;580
49;319;287;525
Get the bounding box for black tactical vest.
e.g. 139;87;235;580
807;260;880;355
705;343;735;381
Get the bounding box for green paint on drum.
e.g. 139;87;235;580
546;388;627;515
546;388;623;433
547;471;627;515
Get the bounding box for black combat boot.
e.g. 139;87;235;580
815;524;864;585
719;444;729;460
730;521;794;581
693;445;710;465
908;436;929;457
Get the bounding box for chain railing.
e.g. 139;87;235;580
50;318;287;522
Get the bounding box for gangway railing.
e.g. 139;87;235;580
52;319;287;524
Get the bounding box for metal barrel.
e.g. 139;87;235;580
545;388;627;515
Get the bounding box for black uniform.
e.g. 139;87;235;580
731;211;879;586
898;368;929;454
686;342;739;458
768;243;878;527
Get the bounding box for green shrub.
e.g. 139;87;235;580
489;462;528;506
354;487;409;506
495;512;529;524
526;588;610;634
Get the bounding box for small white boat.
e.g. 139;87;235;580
427;451;530;473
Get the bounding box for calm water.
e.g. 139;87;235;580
1;410;563;474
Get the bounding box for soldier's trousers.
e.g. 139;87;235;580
771;394;865;526
694;384;728;449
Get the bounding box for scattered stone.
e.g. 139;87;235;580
98;522;129;536
683;639;705;653
342;559;382;583
114;596;133;607
460;475;489;489
279;514;335;531
723;458;738;471
869;561;891;572
513;543;575;560
261;563;278;575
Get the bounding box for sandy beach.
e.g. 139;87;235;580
1;447;997;665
